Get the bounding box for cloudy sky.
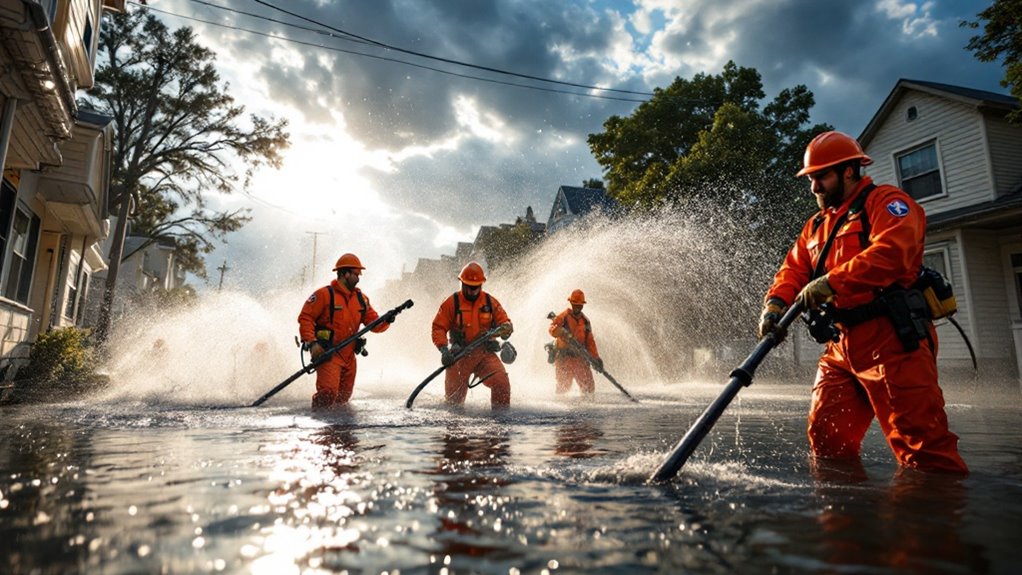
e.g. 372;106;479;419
139;0;1007;294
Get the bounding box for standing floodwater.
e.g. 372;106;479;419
4;212;1021;573
1;383;1020;574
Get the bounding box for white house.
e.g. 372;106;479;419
0;0;125;383
858;79;1022;384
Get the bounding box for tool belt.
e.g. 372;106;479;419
829;287;931;352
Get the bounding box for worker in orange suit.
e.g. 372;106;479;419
758;131;967;474
431;261;513;408
298;253;395;409
548;289;602;396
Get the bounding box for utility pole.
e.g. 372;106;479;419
217;259;230;291
305;231;325;285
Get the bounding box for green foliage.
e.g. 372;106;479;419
15;328;106;400
475;223;541;270
586;61;828;255
963;0;1022;123
83;10;289;277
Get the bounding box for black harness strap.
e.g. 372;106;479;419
327;285;368;324
810;184;876;280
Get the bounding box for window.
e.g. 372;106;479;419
1012;253;1022;320
2;206;41;305
896;142;944;201
923;248;950;278
64;250;82;320
83;15;94;62
0;180;15;273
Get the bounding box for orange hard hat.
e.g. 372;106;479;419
332;253;365;271
795;131;873;177
458;261;486;286
568;289;586;305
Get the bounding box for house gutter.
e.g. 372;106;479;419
22;0;78;123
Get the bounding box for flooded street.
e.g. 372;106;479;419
1;381;1020;574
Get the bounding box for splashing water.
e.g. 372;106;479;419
96;208;779;408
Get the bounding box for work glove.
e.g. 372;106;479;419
592;357;604;372
757;298;788;343
382;310;397;324
309;342;325;361
495;322;513;340
799;276;836;310
439;345;455;367
555;327;570;339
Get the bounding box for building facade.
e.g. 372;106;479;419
857;79;1022;383
0;0;124;381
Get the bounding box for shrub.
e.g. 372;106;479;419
14;327;107;401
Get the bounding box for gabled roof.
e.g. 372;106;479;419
553;185;615;218
860;79;1018;147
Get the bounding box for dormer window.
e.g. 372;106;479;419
906;106;918;121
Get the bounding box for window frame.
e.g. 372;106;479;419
894;139;947;203
1;203;41;306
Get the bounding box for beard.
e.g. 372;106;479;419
817;180;845;210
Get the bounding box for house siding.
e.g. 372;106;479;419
983;115;1022;196
865;92;993;215
921;232;971;364
961;229;1015;372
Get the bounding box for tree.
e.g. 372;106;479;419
474;223;541;270
587;61;827;249
582;178;604;189
963;0;1022;123
83;10;290;342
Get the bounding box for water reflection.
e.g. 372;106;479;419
258;422;371;572
426;423;517;562
553;419;604;459
810;460;989;573
0;419;95;574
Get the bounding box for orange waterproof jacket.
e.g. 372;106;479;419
431;290;511;348
766;176;925;310
298;280;388;350
549;309;599;358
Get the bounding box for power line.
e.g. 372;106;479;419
131;2;649;103
192;0;654;97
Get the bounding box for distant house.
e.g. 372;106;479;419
546;185;617;234
0;1;125;381
858;79;1022;381
83;235;188;325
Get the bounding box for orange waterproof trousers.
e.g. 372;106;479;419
444;349;510;408
312;355;357;409
555;356;595;395
808;320;967;474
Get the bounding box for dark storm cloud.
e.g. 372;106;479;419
647;0;1005;134
155;0;1011;283
227;0;639;149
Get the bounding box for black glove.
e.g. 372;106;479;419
592;357;604;371
440;345;458;367
382;310;397;324
757;298;788;343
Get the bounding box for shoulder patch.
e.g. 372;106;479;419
886;199;910;217
306;293;317;304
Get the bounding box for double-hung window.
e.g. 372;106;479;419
896;142;944;201
2;205;41;306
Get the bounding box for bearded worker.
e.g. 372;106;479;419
431;262;513;408
298;253;394;409
758;130;967;474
